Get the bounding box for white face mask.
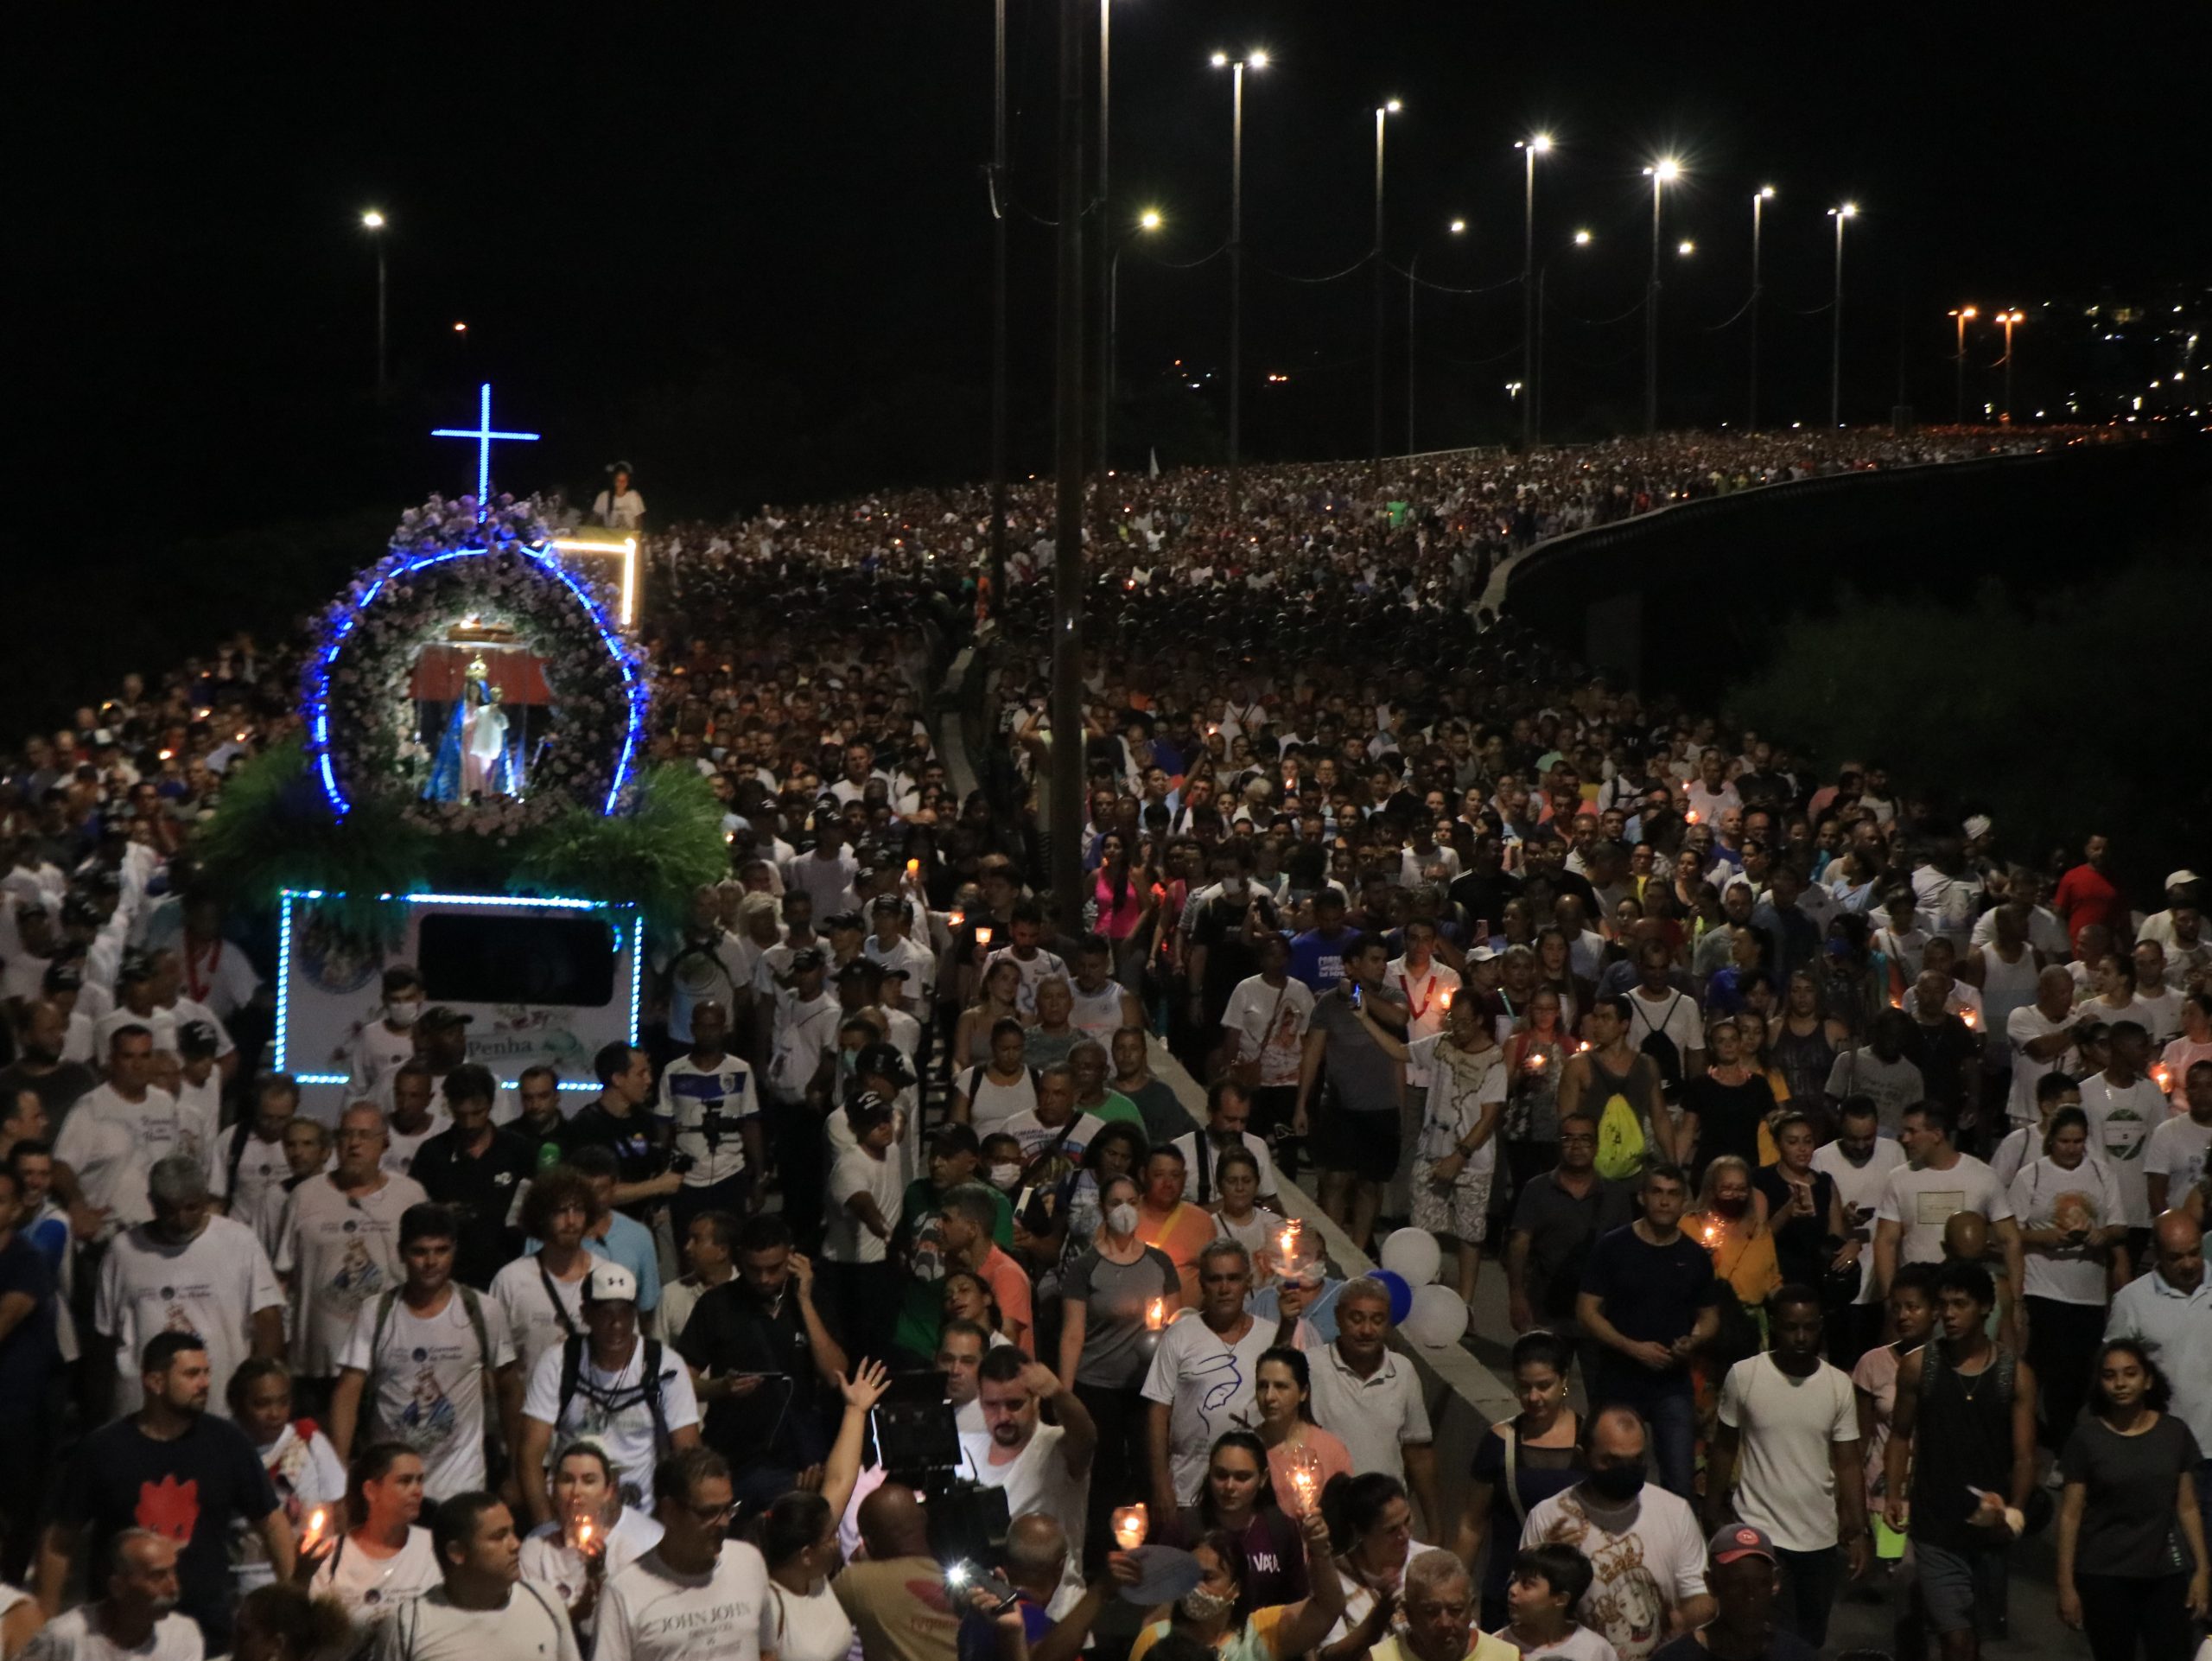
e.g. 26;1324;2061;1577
988;1163;1022;1192
1106;1202;1139;1238
386;998;423;1028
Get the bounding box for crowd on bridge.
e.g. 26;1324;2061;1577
0;423;2190;1661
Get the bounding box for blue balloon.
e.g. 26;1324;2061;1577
1366;1268;1414;1325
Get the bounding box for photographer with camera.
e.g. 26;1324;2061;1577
954;1513;1140;1661
653;1000;764;1238
962;1352;1098;1603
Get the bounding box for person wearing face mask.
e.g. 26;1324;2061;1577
1058;1172;1180;1569
1125;1505;1344;1661
1172;1432;1310;1610
1519;1407;1714;1661
25;1530;198;1661
344;967;424;1103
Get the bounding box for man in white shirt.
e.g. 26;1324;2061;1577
1872;1100;2024;1341
2004;966;2084;1128
1142;1239;1307;1510
1304;1276;1442;1536
276;1104;430;1391
982;903;1070;1017
1387;921;1461;1211
962;1350;1099;1596
24;1530;204;1661
96;1155;283;1420
652;1001;762;1236
343;966;423;1099
372;1493;580;1661
784;822;860;918
1703;1289;1866;1649
594;1447;771;1661
1170;1080;1281;1210
2081;1021;2168;1231
516;1262;702;1524
330;1203;521;1503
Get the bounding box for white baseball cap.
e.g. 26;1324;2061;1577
2166;870;2202;892
585;1262;639;1305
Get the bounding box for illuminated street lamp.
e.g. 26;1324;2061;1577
1371;99;1403;481
1642;159;1681;434
1106;207;1164;460
1213;49;1268;519
1993;308;2024;420
1516;133;1552;449
1408;217;1465;453
1948;305;1979;423
1827;201;1859;427
360;209;388;397
1749;186;1775;429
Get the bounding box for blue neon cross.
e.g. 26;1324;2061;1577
431;382;540;512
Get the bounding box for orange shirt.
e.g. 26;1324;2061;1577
976;1244;1036;1355
1264;1426;1353;1505
1141;1200;1218;1302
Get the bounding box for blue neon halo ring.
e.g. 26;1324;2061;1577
303;540;647;820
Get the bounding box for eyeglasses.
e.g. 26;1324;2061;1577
688;1502;737;1529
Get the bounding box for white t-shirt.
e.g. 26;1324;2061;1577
1811;1141;1907;1303
336;1289;517;1499
594;1542;773;1661
519;1508;664;1615
1715;1354;1858;1551
58;1085;185;1224
2079;1072;2165;1225
1485;1626;1618;1661
823;1148;902;1265
96;1216;283;1417
959;1422;1091;1579
346;1019;418;1100
1388;960;1463;1089
1875;1154;2012;1267
1141;1312;1311;1503
1001;1111;1108;1167
980;946;1070;1016
1821;1050;1926;1137
1625;989;1702;1079
2005;1003;2079;1124
20;1607;203;1661
276;1174;430;1376
2009;1156;2126;1305
1407;1039;1508;1181
207;1127;293;1225
310;1526;444;1625
2148;1114;2212;1203
956;1067;1039;1138
1304;1342;1434;1486
655;1056;759;1188
380;1112;454;1180
522;1338;702;1511
1518;1486;1707;1661
2132;987;2187;1045
368;1583;581;1661
491;1253;588;1384
1219;974;1315;1091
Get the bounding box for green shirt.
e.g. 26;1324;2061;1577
893;1177;1015;1357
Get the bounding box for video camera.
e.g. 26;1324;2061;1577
871;1369;1008;1568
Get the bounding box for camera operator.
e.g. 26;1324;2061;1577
954;1514;1139;1661
653;1000;764;1237
836;1486;962;1661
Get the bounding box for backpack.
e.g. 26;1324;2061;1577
1633;992;1688;1095
555;1333;676;1482
1592;1092;1647;1181
367;1286;504;1476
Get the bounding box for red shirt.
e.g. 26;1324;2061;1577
2052;862;2126;950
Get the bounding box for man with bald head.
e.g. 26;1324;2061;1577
2106;1210;2212;1547
27;1529;198;1661
957;1514;1127;1661
836;1486;960;1661
1521;1405;1715;1661
2005;965;2086;1128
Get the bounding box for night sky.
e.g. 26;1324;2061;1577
17;4;2209;558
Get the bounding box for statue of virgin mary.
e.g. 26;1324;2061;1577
423;655;516;800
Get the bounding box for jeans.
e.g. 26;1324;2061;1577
1773;1545;1840;1648
2075;1571;2193;1661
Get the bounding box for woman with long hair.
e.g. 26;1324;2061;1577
2056;1340;2211;1658
1769;970;1845;1110
1453;1331;1584;1632
2011;1107;2128;1459
301;1443;441;1626
1678;1016;1779;1183
517;1440;664;1635
1853;1261;1937;1574
954;959;1027;1074
1126;1514;1343;1661
1319;1472;1421;1660
1091;833;1160;992
1531;929;1586;1036
1170;1432;1308;1608
941;1268;1010;1346
1751;1112;1849;1293
1501;989;1569;1191
1208;1149;1284;1263
1249;1347;1352;1507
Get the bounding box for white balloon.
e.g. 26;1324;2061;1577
1404;1283;1469;1348
1379;1226;1443;1288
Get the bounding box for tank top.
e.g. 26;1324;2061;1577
1976;944;2040;1060
1909;1340;2018;1550
1071;981;1127;1044
1770;1021;1838;1111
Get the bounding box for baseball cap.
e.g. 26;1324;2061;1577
835;958;875;985
2166;869;2202;892
844;1089;896;1130
855;1042;914;1087
585;1262;640;1305
1707;1522;1777;1566
1962;814;1993;841
874;962;911;981
419;1005;473;1031
869;894;906;915
788;946;826;972
1465;945;1499;964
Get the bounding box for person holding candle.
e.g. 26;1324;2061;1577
1209;1149;1284;1266
1502;990;1570;1193
1059;1172;1179;1567
1144;1240;1307;1515
1124;1505;1344;1661
228;1358;346;1595
516;1440;663;1640
1171;1431;1311;1608
2157;993;2212;1111
302;1442;442;1627
955;961;1027;1075
1251;1347;1354;1518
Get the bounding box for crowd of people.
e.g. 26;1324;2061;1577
0;423;2187;1661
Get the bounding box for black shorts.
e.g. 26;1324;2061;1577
1314;1099;1399;1182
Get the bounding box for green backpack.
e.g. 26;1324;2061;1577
1592;1092;1648;1181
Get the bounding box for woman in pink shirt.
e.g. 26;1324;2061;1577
1249;1346;1353;1506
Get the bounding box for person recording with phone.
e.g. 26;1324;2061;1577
1294;937;1408;1254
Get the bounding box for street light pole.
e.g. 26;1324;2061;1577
1995;309;2023;421
1049;0;1087;924
1408;219;1465;455
1214;52;1264;523
1827;201;1857;427
1643;160;1677;436
1949;306;1978;423
988;0;1009;616
1090;0;1110;480
1749;186;1774;430
1371;101;1399;489
361;210;387;398
1518;134;1549;450
1108;210;1161;446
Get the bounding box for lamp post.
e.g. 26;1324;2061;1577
1050;0;1087;923
1212;50;1267;523
1642;159;1679;436
988;0;1008;614
1516;134;1551;450
1534;227;1592;444
1109;209;1163;445
1407;218;1465;455
1749;186;1774;430
360;210;387;397
1948;306;1978;423
1827;201;1858;428
1993;309;2024;421
1371;99;1402;487
1090;0;1112;480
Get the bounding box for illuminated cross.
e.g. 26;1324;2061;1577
431;381;540;513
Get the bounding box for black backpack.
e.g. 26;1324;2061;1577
1634;991;1688;1096
553;1333;676;1496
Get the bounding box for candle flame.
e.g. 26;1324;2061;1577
976;926;994;945
578;1518;593;1547
1528;1052;1548;1070
305;1509;326;1543
906;858;920;877
1686;809;1700;824
949;909;965;928
1961;1008;1977;1028
1146;1297;1165;1330
1440;988;1454;1009
1112;1504;1149;1549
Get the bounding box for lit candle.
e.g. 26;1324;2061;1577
1576;1040;1591;1053
949;909;965;928
976;926;994;946
1701;1219;1721;1248
302;1508;327;1550
1278;1223;1300;1267
577;1518;594;1553
2154;1064;2175;1094
1440;988;1454;1010
906;858;921;878
1287;1454;1320;1517
1961;1007;1977;1028
1685;809;1700;824
1527;1052;1548;1072
1146;1297;1165;1331
1111;1504;1149;1550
